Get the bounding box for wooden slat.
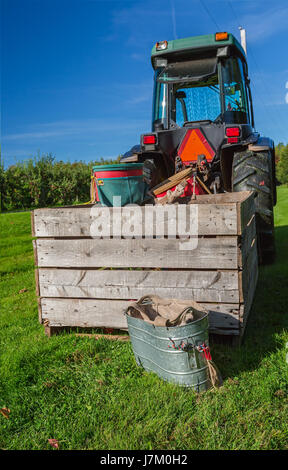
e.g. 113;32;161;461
38;268;240;303
188;191;252;205
205;302;240;332
35;237;239;270
239;238;258;305
41;297;240;332
41;298;129;328
31;210;35;237
32;240;42;322
237;191;256;235
33;202;240;238
240;242;258;332
239;214;257;267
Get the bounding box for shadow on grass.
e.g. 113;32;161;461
246;225;288;334
210;224;288;378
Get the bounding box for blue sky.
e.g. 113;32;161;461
1;0;288;167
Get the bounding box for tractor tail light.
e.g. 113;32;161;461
226;127;241;137
227;137;239;144
143;135;156;145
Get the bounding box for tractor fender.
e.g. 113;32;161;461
248;136;274;152
120;144;141;163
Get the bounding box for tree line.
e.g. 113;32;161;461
275;142;288;185
0;154;120;212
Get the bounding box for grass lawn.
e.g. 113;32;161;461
0;187;288;450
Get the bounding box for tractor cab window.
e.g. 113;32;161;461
153;56;251;129
157;57;221;125
173;77;221;125
222;57;249;124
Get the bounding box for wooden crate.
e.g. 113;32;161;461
31;191;258;341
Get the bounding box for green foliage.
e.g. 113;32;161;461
276;144;288;185
0;154;121;211
275;142;285;164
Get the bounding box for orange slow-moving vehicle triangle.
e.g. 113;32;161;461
178;128;215;163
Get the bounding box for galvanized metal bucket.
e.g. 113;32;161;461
126;312;211;392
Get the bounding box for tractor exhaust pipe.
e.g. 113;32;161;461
239;27;247;55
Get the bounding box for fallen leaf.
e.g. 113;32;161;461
0;408;11;419
274;389;285;398
43;382;55;388
48;439;59;449
18;288;28;294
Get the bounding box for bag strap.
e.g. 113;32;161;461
125;294;161;323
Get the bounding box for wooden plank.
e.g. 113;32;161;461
33;203;240;238
32;239;38;266
40;298;240;332
209;328;240;336
237;191;256;235
208;311;239;332
38;268;240;303
35;237;239;270
239;239;258;305
32;240;42;323
31;210;35;237
188;191;252;205
240;242;258;333
41;298;129;329
205;302;240;333
34;268;40;297
239;214;257;267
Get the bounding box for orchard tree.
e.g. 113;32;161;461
276;144;288;185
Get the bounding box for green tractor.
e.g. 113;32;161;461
122;32;276;264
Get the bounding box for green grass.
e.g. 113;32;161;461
0;188;288;450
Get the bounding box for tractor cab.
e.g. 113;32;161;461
152;46;253;131
122;33;256;170
147;33;255;167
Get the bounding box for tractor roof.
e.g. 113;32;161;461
151;33;246;69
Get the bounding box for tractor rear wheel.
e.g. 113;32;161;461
232;149;275;264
